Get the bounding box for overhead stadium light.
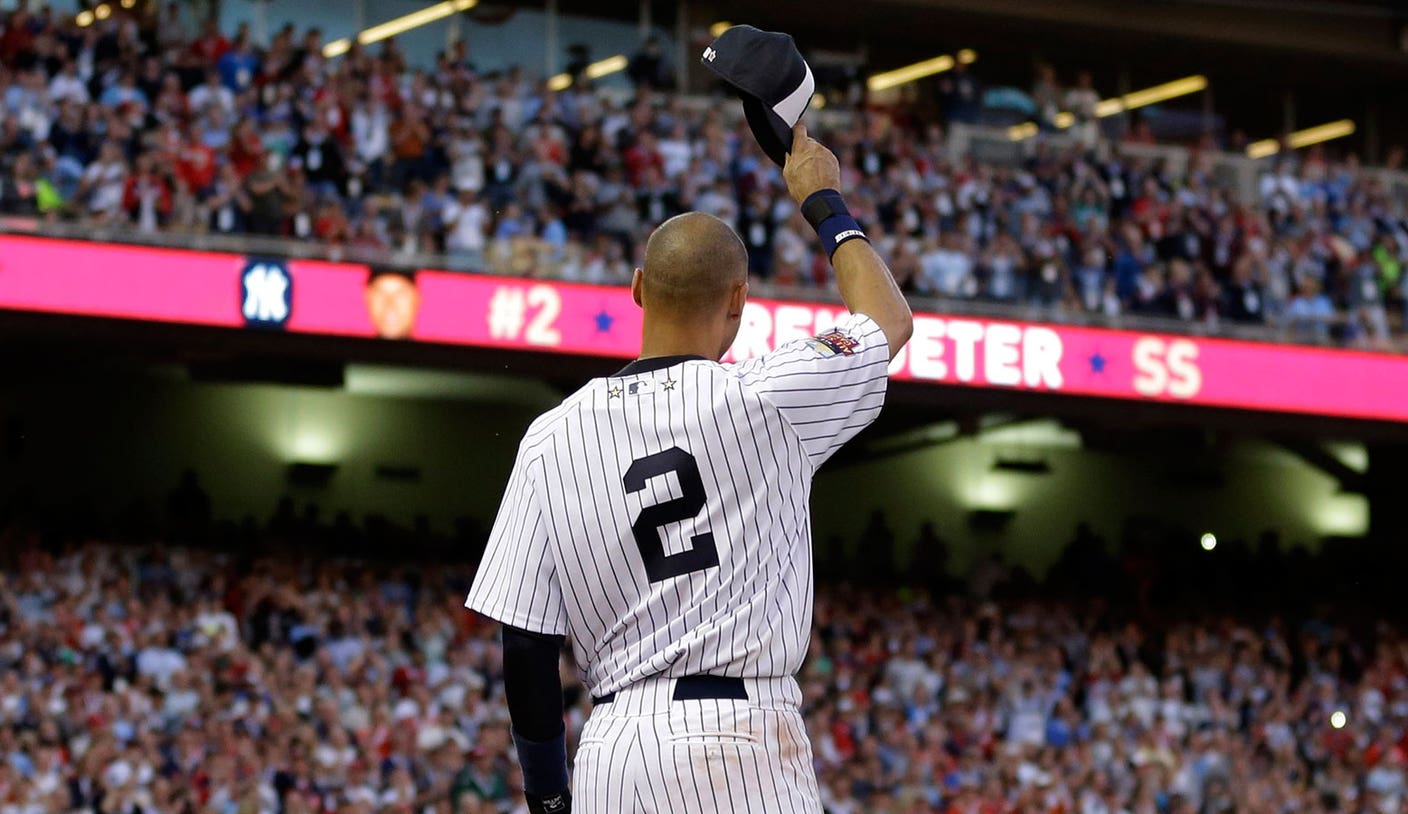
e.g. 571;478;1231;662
1245;140;1279;160
1007;122;1038;141
1101;75;1208;117
546;54;629;92
710;21;732;38
94;3;111;19
867;53;967;92
1009;75;1208;141
323;0;479;59
1246;119;1356;159
75;9;94;26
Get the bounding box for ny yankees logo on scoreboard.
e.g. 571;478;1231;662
240;259;292;328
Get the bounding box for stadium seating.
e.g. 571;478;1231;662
0;509;1399;814
0;6;1404;352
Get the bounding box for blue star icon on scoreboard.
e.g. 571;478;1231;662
1088;352;1107;374
593;308;615;333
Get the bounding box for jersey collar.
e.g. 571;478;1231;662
614;355;707;376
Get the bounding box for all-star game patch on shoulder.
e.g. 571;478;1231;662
806;329;860;357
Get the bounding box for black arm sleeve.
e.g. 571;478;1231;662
502;624;567;741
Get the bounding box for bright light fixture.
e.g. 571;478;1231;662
1099;75;1208;118
1246;140;1280;159
709;21;732;38
956;49;977;65
586;54;628;79
1007;122;1038;141
323;0;479;59
1247;119;1356;159
1010;75;1208;141
547;54;628;92
75;9;94;26
1288;119;1357;148
1200;532;1217;551
94;3;111;20
867;54;959;92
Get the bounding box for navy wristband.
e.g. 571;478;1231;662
816;215;868;258
513;727;569;798
801;189;869;259
801;189;850;230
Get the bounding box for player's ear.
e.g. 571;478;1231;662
727;280;748;319
631;268;644;308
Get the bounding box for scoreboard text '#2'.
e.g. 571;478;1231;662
1;234;1404;423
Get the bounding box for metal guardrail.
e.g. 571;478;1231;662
0;217;1400;354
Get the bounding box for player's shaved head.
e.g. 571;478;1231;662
640;212;748;316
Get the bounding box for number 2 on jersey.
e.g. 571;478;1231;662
623;447;719;583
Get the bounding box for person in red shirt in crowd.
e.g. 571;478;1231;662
309;92;350;145
122;152;173;231
227;118;267;178
174;124;218;197
313;198;351;244
189;18;231;65
0;8;34;68
623;130;664;187
387;103;431;189
366;58;402;109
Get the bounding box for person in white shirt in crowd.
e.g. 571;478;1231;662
187;67;236;119
442;186;490;268
77;140;129;221
657;120;694;180
1260;157;1302;217
1064;70;1102;149
46;60;88;105
918;232;977;297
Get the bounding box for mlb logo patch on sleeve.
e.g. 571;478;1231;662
806;330;860;357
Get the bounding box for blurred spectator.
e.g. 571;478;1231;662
1064;70;1101;149
442;187;489;266
0;149;59;215
1032;64;1062;132
627;36;675;91
937;60;982;125
76;140;128;222
1286;275;1335;343
120;151;172;232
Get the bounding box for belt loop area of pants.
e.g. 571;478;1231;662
592;674;748;706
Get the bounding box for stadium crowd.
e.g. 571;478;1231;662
0;495;1406;814
0;4;1405;347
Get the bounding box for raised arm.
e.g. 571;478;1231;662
783;124;913;359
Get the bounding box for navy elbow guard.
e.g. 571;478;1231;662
514;728;571;813
801;189;869;259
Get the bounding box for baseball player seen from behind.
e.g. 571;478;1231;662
465;124;914;813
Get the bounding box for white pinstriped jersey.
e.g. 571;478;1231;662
466;312;889;698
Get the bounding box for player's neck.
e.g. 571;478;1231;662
638;319;722;362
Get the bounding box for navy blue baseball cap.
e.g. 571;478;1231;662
701;25;815;167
